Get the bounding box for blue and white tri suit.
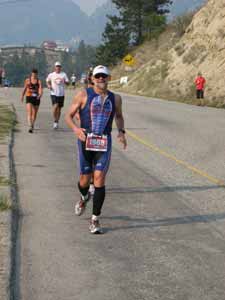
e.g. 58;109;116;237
77;88;116;175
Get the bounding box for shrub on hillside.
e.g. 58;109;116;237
172;11;195;37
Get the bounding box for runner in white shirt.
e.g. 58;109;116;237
46;62;69;129
71;74;76;89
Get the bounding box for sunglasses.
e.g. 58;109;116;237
94;73;108;79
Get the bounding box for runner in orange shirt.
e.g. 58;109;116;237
21;69;43;133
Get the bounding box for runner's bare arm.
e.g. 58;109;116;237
115;94;127;149
38;80;43;98
64;74;70;86
21;80;27;102
46;77;52;90
65;89;87;141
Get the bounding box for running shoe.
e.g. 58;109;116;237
89;219;102;234
53;122;58;129
89;183;95;196
75;193;90;216
28;127;33;133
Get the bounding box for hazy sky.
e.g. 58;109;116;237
73;0;107;15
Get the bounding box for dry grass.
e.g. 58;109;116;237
0;176;11;186
0;105;16;140
0;194;11;211
110;27;179;82
171;11;195;38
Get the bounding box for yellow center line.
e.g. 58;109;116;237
126;129;225;187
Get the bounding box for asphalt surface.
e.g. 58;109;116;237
7;88;225;300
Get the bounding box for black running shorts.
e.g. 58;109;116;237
26;96;40;106
51;95;65;107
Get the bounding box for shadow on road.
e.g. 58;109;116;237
107;185;225;194
102;212;225;232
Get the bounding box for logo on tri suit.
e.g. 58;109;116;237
90;96;112;134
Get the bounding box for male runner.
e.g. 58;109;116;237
65;65;127;234
46;62;69;129
71;74;76;88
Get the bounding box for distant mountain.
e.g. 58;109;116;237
89;0;117;42
0;0;206;46
0;0;98;45
72;0;108;15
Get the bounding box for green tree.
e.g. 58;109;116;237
32;50;48;83
75;40;96;76
96;0;172;67
112;0;172;44
4;49;48;86
144;13;166;40
95;15;129;65
61;51;75;76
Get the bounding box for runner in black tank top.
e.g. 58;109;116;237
21;69;43;133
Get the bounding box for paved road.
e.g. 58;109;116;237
6;88;225;300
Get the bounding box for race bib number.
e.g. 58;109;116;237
86;133;108;152
32;93;37;97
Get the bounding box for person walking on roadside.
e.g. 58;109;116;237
65;65;127;234
195;72;206;99
71;73;76;89
21;68;43;133
46;62;69;129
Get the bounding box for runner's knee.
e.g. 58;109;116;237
93;172;105;187
80;174;91;187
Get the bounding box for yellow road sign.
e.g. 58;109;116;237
123;54;135;66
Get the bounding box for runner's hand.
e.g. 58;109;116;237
73;127;86;142
21;97;24;103
117;132;127;149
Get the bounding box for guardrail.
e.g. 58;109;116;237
109;76;129;86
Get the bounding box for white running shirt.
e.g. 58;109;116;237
46;71;69;97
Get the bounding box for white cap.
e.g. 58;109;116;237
55;61;61;67
93;65;110;76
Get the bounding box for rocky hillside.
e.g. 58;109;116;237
114;0;225;105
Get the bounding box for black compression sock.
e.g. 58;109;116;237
93;186;105;216
78;182;89;198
